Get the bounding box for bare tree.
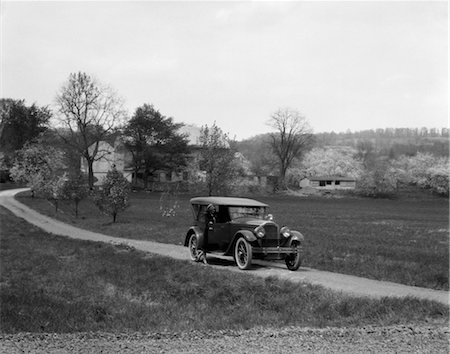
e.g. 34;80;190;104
268;108;313;189
55;72;125;188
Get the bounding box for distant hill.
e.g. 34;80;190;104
237;128;449;160
314;128;448;157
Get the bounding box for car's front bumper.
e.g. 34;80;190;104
252;246;300;254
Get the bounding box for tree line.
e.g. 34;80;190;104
2;71;448;212
4;73;309;221
314;129;449;158
316;127;448;140
1;72;313;198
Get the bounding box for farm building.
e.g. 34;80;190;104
300;176;356;190
80;125;266;190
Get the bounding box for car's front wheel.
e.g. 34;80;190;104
234;237;252;270
188;233;200;262
285;242;302;271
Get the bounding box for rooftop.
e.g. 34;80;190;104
309;176;356;182
190;196;268;207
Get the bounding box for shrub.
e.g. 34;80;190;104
356;166;398;198
93;167;130;222
62;175;90;217
40;174;68;213
394;153;449;196
427;166;449;197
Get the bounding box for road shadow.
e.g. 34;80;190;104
205;255;266;270
205;255;310;272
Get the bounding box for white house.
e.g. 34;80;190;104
81;125;203;186
80;139;133;185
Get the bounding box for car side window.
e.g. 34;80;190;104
198;205;207;223
191;204;200;220
215;206;230;223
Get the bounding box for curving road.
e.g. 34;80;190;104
0;188;448;305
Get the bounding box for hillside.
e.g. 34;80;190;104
237;128;449;164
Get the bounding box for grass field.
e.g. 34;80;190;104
16;188;449;290
1;206;447;333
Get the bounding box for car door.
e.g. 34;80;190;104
208;205;231;251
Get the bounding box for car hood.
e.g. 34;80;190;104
230;218;272;227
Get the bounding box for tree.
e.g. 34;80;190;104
0;99;50;168
55;72;126;188
394;153;449;196
62;174;89;217
199;123;241;196
355;140;376;168
10;143;66;197
93;167;130;222
427;164;449;197
123;104;189;188
302;147;363;179
268;108;313;189
356;163;399;198
41;174;68;213
236;134;278;176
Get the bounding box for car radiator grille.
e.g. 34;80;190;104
262;224;279;247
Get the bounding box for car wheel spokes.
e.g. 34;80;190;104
238;243;247;263
235;237;252;270
188;234;200;262
285;243;302;271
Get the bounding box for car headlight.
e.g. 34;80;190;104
255;226;265;238
280;226;291;238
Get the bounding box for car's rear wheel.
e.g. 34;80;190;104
285;242;302;271
235;237;252;270
188;233;200;262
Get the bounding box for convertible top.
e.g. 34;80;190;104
190;196;268;207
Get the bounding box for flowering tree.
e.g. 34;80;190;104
394;153;449;196
427;165;449;196
301;147;363;179
199;123;241;196
356;164;399;198
41;175;68;213
94;167;130;222
10;143;66;197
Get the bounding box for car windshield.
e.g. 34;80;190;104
229;206;266;220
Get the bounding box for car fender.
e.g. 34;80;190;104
289;230;304;245
184;226;204;247
235;229;258;243
224;230;257;255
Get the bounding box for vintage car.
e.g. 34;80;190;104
184;196;304;270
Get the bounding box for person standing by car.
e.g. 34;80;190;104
198;204;215;264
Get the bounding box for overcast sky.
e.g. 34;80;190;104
1;1;448;140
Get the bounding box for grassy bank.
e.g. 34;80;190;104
1;206;447;333
16;189;449;290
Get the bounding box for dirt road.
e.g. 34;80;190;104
0;188;448;305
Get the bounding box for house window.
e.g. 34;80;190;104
335;181;340;186
326;181;332;185
183;171;189;181
319;181;326;187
